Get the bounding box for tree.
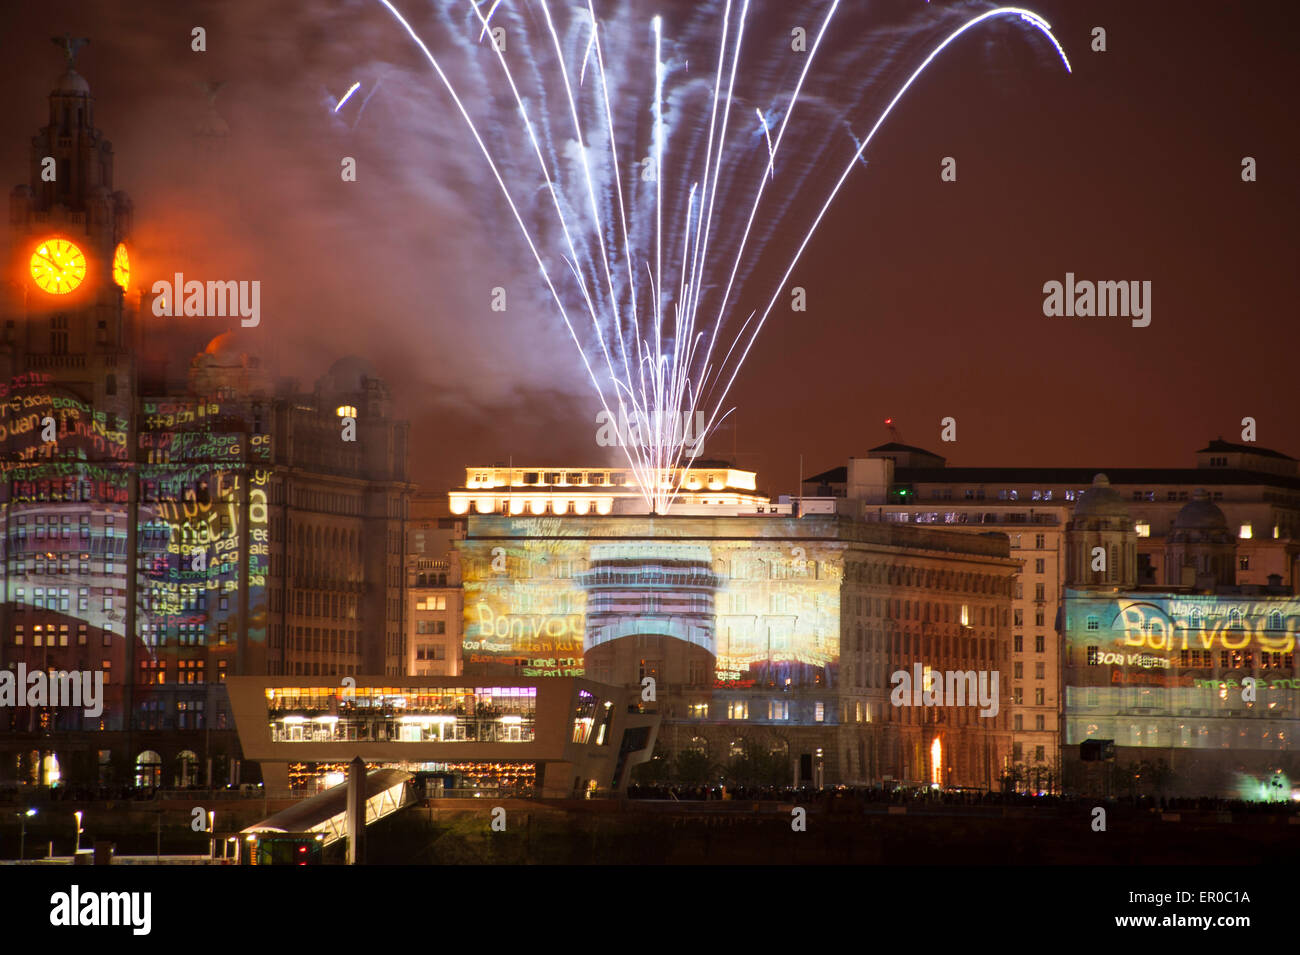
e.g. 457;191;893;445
721;740;788;787
673;748;715;786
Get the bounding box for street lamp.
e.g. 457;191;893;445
73;810;83;854
17;809;36;861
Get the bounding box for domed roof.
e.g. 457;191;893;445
197;332;262;371
53;70;90;94
204;331;249;358
322;356;378;392
1073;473;1129;519
1173;489;1227;531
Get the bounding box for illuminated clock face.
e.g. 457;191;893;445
30;238;87;295
112;242;130;291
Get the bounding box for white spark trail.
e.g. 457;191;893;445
372;1;1070;514
693;8;1072;473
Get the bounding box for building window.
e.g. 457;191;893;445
1034;559;1045;574
50;314;68;355
1013;634;1023;652
727;700;748;720
1034;688;1045;705
814;701;825;722
1036;715;1046;730
1014;662;1023;678
1239;524;1253;540
1035;534;1045;549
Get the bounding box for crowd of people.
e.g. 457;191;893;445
625;783;1300;814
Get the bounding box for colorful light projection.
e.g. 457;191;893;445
0;374;129;479
137;398;271;657
460;516;843;682
1066;592;1300;664
1063;590;1300;753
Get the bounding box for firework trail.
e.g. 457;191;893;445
374;0;1070;513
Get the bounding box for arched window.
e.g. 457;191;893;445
135;750;162;788
177;749;200;787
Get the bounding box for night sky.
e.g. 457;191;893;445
1;0;1296;496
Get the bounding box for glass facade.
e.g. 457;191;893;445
266;685;537;744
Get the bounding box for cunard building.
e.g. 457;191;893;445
453;464;1019;789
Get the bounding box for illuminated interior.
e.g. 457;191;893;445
451;463;766;515
285;759;537;795
266;686;537;744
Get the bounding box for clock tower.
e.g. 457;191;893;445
4;38;137;419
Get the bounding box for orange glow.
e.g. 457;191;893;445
30;237;86;295
930;737;942;786
112;242;130;291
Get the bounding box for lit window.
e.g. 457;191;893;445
1135;522;1150;537
335;405;357;418
1239;524;1253;540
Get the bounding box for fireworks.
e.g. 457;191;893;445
376;1;1070;512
